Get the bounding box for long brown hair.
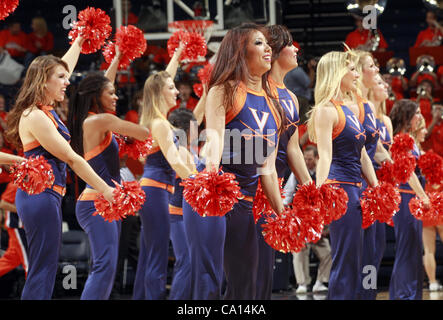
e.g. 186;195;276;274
264;24;293;62
389;99;419;136
6;55;69;149
208;23;285;133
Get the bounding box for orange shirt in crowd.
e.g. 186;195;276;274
345;29;388;50
0;29;28;57
414;27;443;47
27;31;54;54
390;76;408;99
124;110;139;124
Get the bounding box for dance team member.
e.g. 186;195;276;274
184;23;285;300
258;24;312;299
67;47;150;300
6;36;114;300
307;50;379;300
388;99;429;300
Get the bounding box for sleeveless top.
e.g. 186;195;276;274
268;76;300;178
327;100;366;184
358;96;379;168
23;105;71;190
221;82;280;197
374;117;392;170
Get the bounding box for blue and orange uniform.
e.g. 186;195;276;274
183;81;280;300
356;97;381;300
389;141;424;300
134;136;177;300
16;105;70;300
168;176;191;300
254;77;300;299
75;126;121;300
324;100;366;300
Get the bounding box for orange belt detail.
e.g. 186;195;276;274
324;179;362;188
169;204;183;215
51;185;66;196
140;178;175;194
77;192;101;201
398;188;416;195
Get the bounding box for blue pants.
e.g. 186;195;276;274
224;200;258;300
169;214;191;300
182;197;225;300
136;186;170;300
359;181;386;300
389;192;423;300
76;200;121;300
16;189;63;300
132;226;146;300
255;215;275;300
327;184;363;300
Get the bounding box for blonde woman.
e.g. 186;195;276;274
307;50;379;300
24;17;54;68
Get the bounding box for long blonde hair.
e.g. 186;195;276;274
139;71;173;129
306;50;356;142
354;50;374;99
368;73;387;119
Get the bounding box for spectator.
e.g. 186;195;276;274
284;56;316;103
124;90;143;124
121;0;138;25
413;80;439;128
169;78;198;114
414;11;443;48
410;55;439;89
27;17;54;56
438;65;443;87
424;102;443;157
0;20;29;63
345;15;388;52
283;146;332;294
0;94;8;132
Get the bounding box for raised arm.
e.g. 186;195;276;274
192;85;207;126
61;36;84;78
104;46;123;84
165;42;185;80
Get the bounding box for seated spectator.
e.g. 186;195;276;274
284;55;317;104
410;55;440;89
0;20;29;63
125;90;143;124
424;102;443;157
169;78;198;114
122;0;138;25
414;10;443;48
345;15;388;52
385;58;408;99
27;17;54;56
412;80;438;127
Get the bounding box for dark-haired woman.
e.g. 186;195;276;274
183;23;286;300
388;99;429;300
260;25;312;299
6;37;115;300
67;47;150;300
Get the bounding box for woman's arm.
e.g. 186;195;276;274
104;46;123;84
260;147;284;214
61;36;84;78
85;113;150;141
151;119;196;179
165;42;185;80
0;152;25;165
360;147;379;187
314;106;336;186
27;111;114;201
193;85;207;126
287;131;312;185
204;86;226;172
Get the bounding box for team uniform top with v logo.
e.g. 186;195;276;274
357;96;380;167
22;105;71;191
327;100;366;184
374;118;392;170
222;82;280;197
268;76;300;178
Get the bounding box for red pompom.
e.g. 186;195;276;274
392;152;416;184
197;63;214;85
252;178;285;224
115;134;153;160
93;180;146;223
68;7;112;54
319;184;349;225
193;83;203;98
390;133;415;156
10;155;55;195
376;161;397;185
261;208;307;253
293;204;325;243
0;0;19;20
103;25;147;69
409;192;443;225
361;182;401;229
180;168;242;217
167;30;207;62
418;150;443;186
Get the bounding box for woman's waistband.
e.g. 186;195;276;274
140;177;175;194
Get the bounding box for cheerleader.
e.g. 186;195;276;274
135;65;197;299
5;37;114;300
258;24;312;299
185;23;285;300
67;47;150;300
306;51;379;300
388;99;429;300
